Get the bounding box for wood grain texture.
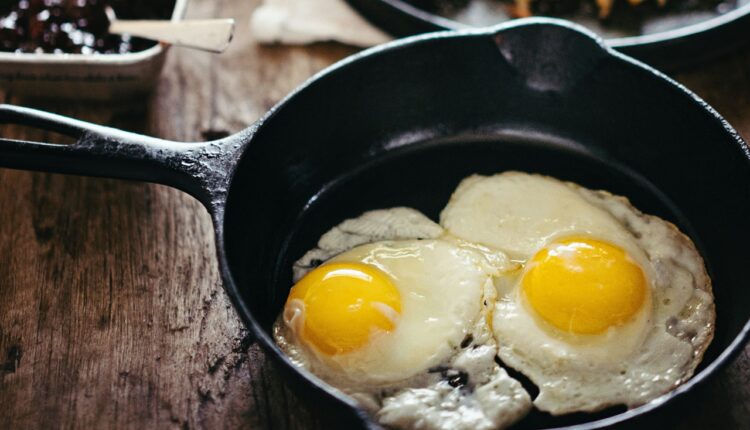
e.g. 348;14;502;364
0;0;748;428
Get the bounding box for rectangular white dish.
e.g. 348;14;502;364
0;0;189;100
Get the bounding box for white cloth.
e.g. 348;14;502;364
250;0;392;47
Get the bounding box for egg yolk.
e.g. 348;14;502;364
521;237;647;335
284;262;402;355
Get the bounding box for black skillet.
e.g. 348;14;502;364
345;0;750;69
1;18;749;430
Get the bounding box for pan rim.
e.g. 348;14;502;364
216;17;750;430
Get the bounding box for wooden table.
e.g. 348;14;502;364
0;1;748;428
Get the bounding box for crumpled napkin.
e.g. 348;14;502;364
250;0;392;47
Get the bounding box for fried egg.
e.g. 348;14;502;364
441;172;715;414
275;208;532;430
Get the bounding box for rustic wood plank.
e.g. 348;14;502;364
0;0;748;428
0;1;350;428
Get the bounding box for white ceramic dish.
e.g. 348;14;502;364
0;0;189;101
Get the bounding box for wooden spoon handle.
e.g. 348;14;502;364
109;19;235;53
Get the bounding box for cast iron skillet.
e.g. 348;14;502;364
1;18;749;430
345;0;750;69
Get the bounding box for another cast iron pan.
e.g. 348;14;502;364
345;0;750;69
1;19;749;430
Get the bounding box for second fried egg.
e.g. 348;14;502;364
441;172;715;415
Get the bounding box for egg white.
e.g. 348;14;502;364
275;208;532;430
441;172;715;414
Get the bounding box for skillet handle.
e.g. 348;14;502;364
0;104;244;210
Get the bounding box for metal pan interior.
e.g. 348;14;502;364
271;133;712;428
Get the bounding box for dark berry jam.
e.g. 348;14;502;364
0;0;176;54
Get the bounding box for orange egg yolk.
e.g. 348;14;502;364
521;237;647;335
284;262;401;355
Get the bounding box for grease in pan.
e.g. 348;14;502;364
274;172;715;430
